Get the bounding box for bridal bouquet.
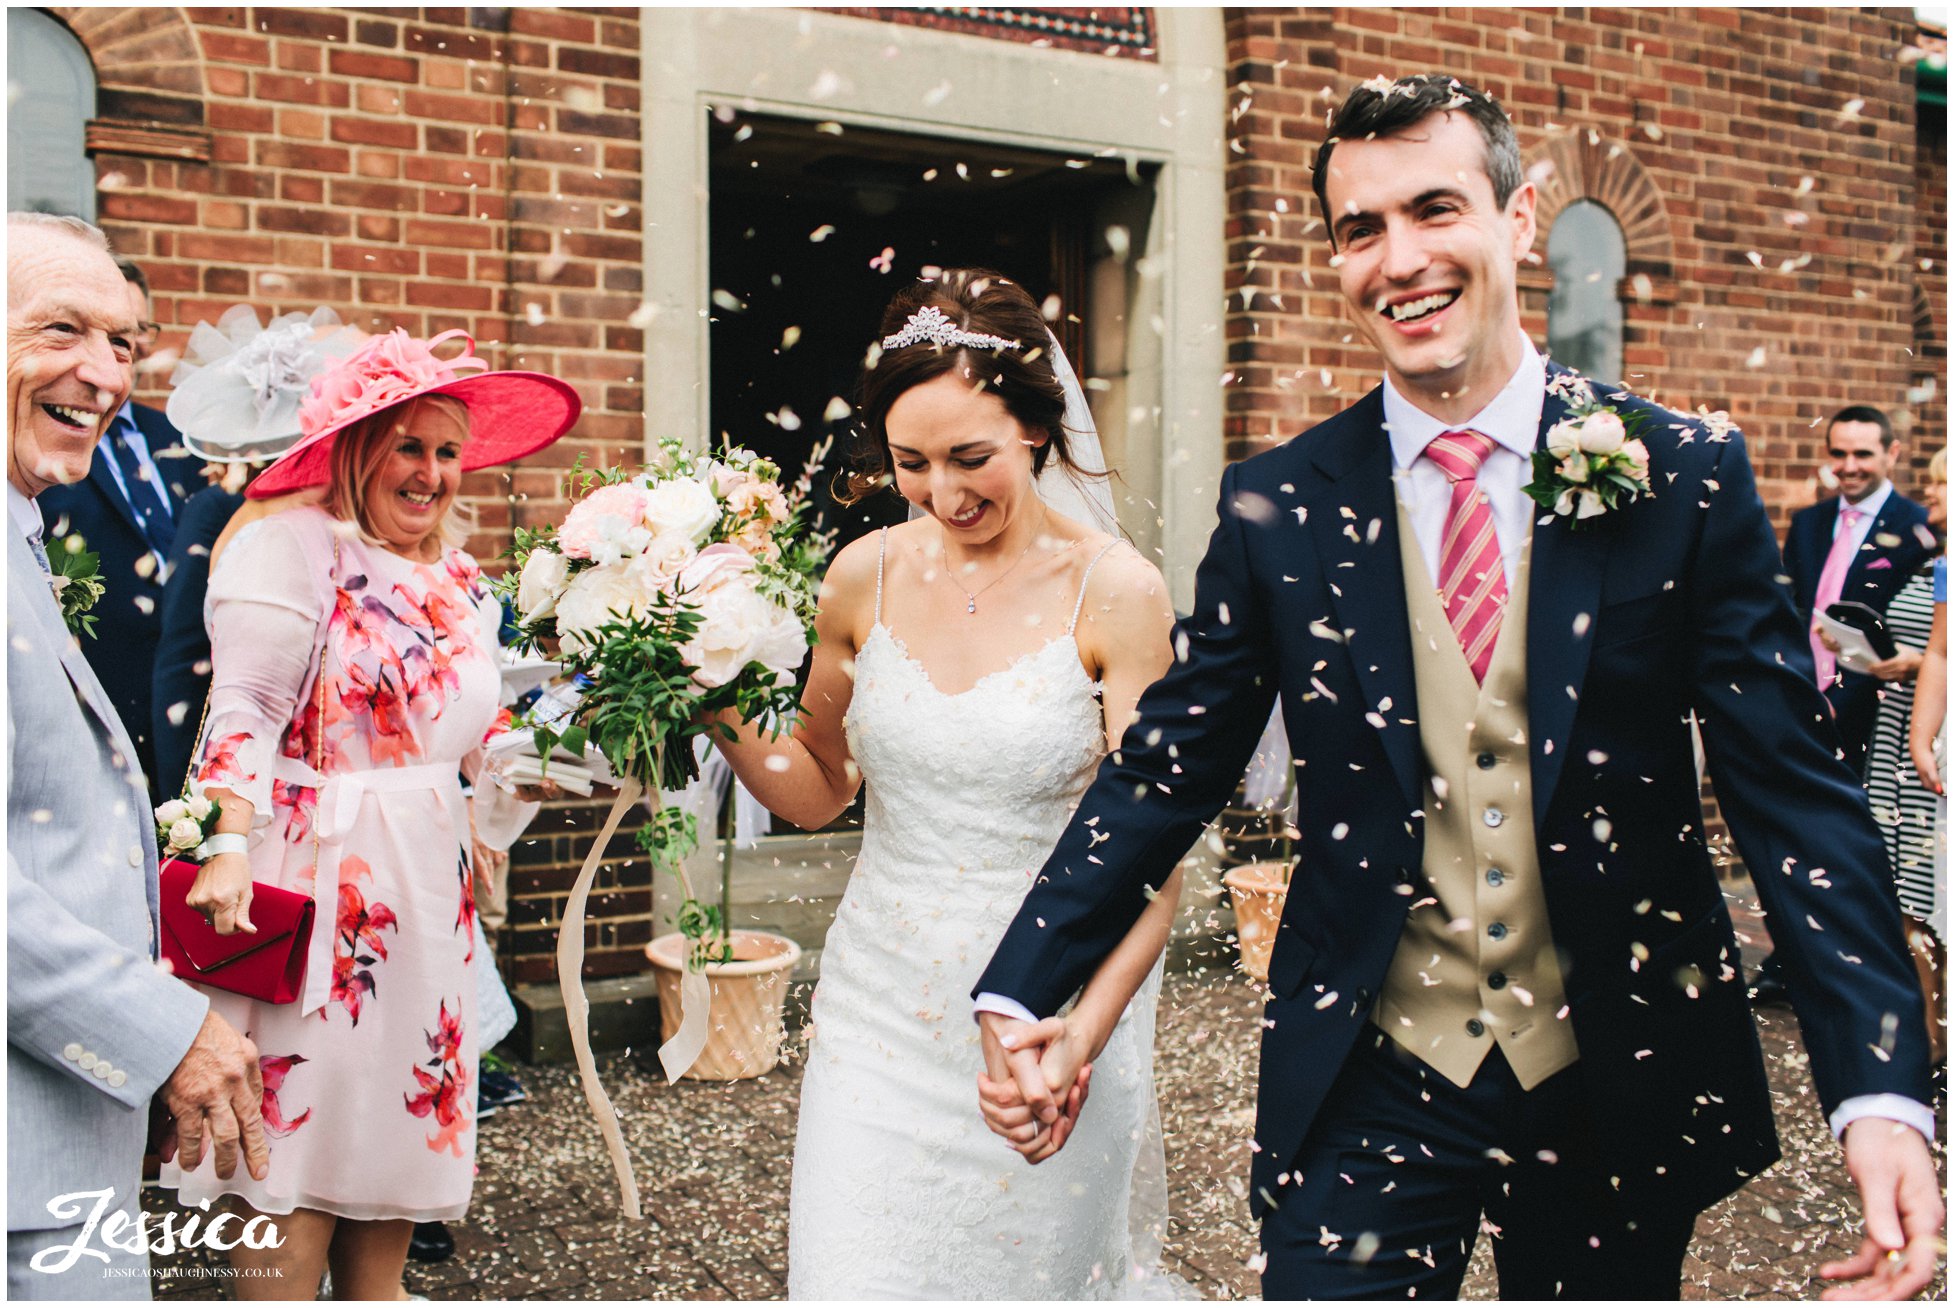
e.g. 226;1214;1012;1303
498;438;827;967
495;438;828;1216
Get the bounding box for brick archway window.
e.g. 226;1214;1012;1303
1546;200;1627;385
6;9;95;219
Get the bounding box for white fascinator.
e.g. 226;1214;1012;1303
166;305;361;465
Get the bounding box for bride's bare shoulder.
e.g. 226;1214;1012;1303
814;526;900;636
1074;538;1173;653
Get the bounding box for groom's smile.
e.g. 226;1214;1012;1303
1324;110;1536;423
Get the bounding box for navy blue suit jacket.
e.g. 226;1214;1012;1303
976;370;1929;1217
1781;490;1931;762
150;486;245;797
37;402;196;799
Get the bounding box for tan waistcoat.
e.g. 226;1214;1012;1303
1371;499;1578;1089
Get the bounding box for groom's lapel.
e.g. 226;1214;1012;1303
1524;371;1612;832
1306;389;1422;812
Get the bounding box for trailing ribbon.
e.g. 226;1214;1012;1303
558;777;645;1220
659;963;713;1083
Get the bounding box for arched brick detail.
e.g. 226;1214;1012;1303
48;6;209;160
1525;128;1673;281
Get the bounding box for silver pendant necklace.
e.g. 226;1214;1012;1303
944;507;1046;615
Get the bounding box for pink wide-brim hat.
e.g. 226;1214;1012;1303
247;327;581;499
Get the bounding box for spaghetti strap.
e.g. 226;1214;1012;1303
873;527;888;625
1068;541;1121;635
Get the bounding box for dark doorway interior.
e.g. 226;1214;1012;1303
708;111;1152;553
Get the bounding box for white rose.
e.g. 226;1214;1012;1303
587;517;652;568
156;799;190;826
1556;453;1590;484
168;817;204;851
1573;410;1625;455
517;550;573;622
1545;419;1581;459
642;477;722;545
675;544;808;687
553;562;654;656
1575;488;1607;520
629;532;697;593
185;794;213;821
1554;487;1577;517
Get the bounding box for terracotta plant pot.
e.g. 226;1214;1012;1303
645;929;803;1081
1221;861;1292;982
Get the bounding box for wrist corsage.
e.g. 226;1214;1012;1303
155;791;225;862
1525;378;1653;530
44;536;105;638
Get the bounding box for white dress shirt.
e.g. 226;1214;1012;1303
8;479;44;545
1383;333;1543;590
1830;479;1892;549
99;401;176;523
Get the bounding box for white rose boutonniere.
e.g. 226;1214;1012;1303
1526;381;1653;530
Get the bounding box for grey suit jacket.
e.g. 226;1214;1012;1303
7;524;206;1232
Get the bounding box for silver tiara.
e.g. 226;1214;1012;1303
881;305;1020;353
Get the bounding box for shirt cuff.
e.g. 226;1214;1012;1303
973;992;1039;1025
1829;1094;1937;1143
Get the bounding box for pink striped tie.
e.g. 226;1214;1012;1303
1423;430;1508;684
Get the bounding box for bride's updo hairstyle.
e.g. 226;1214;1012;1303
844;267;1085;503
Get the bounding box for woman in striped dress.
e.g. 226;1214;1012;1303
1858;448;1945;1064
1863;450;1946;926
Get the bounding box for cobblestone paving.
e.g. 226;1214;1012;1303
148;882;1944;1300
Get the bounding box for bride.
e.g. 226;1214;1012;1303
709;268;1182;1298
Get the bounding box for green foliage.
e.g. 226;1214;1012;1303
43;536;105;639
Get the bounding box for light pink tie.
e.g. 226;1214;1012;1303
1810;504;1864;689
1423;431;1508;684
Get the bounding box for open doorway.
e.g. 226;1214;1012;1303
707;111;1154;553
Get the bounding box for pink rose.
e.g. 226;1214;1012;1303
1622;439;1650;478
558;484;652;561
675;545;806;687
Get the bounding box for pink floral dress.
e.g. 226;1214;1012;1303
161;506;499;1221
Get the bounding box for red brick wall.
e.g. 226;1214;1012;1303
822;6;1157;59
70;5;645;566
58;6;653;986
1220;7;1941;881
1908;96;1946;482
1222;7;1939;523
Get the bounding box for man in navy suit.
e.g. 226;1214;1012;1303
975;76;1939;1299
38;256;198;803
1782;406;1931;773
1750;406;1929;1005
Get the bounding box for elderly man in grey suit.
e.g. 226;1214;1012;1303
8;212;270;1299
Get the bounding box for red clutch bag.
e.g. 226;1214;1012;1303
159;857;316;1005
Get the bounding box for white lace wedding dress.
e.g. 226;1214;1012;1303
786;531;1173;1299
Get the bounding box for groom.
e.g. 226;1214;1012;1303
975;75;1940;1298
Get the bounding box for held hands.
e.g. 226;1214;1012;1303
976;1012;1093;1164
185;850;255;936
159;1010;270;1182
1819;1117;1945;1300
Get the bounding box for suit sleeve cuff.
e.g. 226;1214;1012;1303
1829;1094;1936;1143
973;993;1039;1025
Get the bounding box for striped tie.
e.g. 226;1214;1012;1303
1423;430;1507;684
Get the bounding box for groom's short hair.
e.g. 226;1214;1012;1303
1312;74;1524;239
